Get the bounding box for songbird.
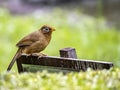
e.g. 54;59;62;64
7;25;55;71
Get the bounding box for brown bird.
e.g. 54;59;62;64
7;25;55;71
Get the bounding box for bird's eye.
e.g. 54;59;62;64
43;27;50;33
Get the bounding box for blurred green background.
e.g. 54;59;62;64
0;0;120;72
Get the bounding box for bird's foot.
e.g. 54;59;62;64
21;53;38;57
40;53;47;56
21;53;27;56
37;53;47;59
21;53;30;57
31;53;47;57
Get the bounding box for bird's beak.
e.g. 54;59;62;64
52;28;56;31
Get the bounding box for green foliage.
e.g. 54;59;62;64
0;8;120;72
0;68;120;90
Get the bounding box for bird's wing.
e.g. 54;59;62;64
16;39;34;47
16;31;40;47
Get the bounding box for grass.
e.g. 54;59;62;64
0;68;120;90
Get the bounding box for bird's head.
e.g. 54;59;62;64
40;25;55;34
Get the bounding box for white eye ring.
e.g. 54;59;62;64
43;27;50;33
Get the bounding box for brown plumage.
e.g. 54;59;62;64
7;25;55;71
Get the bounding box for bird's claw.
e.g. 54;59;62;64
37;53;47;59
38;56;42;59
21;53;27;56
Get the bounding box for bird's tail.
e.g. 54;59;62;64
7;48;22;71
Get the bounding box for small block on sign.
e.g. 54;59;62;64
60;47;75;51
